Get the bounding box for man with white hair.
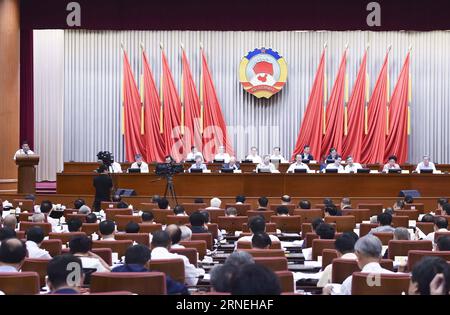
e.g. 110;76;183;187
179;225;192;241
78;205;91;215
206;197;222;210
324;234;394;295
31;213;46;223
214;146;231;163
415;155;437;173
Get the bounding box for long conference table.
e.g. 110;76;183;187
56;172;450;197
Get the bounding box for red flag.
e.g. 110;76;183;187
384;52;410;164
142;50;165;162
161;49;184;162
342;50;367;161
181;48;202;154
321;49;347;158
123;50;146;162
360;50;390;164
201;48;234;161
291;48;326;161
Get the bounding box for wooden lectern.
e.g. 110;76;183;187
15;154;40;194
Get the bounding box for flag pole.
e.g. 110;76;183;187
323;42;327;135
386;45;392;136
120;42;125;136
180;42;185;136
407;45;412;135
344;43;349;136
159;42;164;134
365;43;370;135
140;42;145;135
200;42;204;135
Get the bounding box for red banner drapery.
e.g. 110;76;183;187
360;50;390;164
384;52;410;164
291;48;326;161
342;50;367;161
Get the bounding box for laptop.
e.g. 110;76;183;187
294;168;307;173
357;168;370;173
325;168;338;173
301;159;310;164
388;168;402;174
221;168;234;173
257;168;271;173
128;168;141;173
190;168;203;173
241;159;254;163
270;159;281;164
420;169;433;174
213;159;224;163
326;159;335;164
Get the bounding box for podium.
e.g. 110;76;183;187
15;154;40;194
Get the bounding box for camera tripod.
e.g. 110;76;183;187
163;174;179;205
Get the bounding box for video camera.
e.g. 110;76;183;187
97;151;114;167
155;162;184;177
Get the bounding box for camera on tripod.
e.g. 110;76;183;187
155;162;184;177
97;151;114;168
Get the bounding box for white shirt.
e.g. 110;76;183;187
415;162;437;173
237;234;280;243
325;163;345;173
214;153;231;163
383;163;400;172
170;244;185;249
25;241;52;259
77;256;110;272
13;149;35;160
189;163;207;171
425;228;448;243
245;154;262;164
256;163;276;172
186;152;203;161
108;162;123;173
130;161;149;173
344;163;362;173
287;162;311;173
340;262;394;295
270;155;288;163
317;253;357;287
151;247;204;286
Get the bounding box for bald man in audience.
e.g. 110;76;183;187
179;225;192;242
0;238;27;272
340;198;352;210
166;224;184;249
3;215;17;231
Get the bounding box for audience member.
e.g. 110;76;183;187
189;212;208;233
69;236;110;272
225;207;238;217
299;200;311;209
206;197;222;210
125;221;140;233
0;238;27;272
99;220;116;240
251;233;272;249
67;218;83;232
141;211;154;224
256;197;269;211
231;263;281;295
47;255;83;294
370;213;395;233
409;256;450;295
25;226;52;259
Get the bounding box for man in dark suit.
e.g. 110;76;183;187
301;145;314;161
189;212;208;233
222;156;240;170
93;164;113;212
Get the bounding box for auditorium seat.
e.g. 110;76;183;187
225;203;251;216
394;209;420;221
270;215;301;233
115;233;150;246
65;213;87;222
166;215;190;226
357;203;383;217
236;241;282;250
313;204;327;211
312;239;336;260
89;291;133;295
270;204;295;215
391;215;409;228
138;223;163;234
49;232;86;245
405;203;425;213
62;247;113;266
254;257;288;271
304;232;318;248
150;209;171;224
301;223;313;235
216;216;248;233
13;199;34;212
81;223;100;235
104;209;133;221
149;259;185;284
321;249;338;268
186;223;219;240
351;272;410;295
17;212;34;222
114;215;142;231
246;210;274;223
169;248;198;266
294;209;324;224
0;272;40;295
63;209;79;217
387;240;433;260
435;231;450;243
416;222;434;235
359;223;379;236
21;258;50;288
324;215;356;232
19;222;52;236
341;209;371;223
240;249;285;257
139;203;157;211
407;250;450;271
100;201;119;209
242;222;276;233
332;259;394;284
275;270;295;293
181;203;207;214
372;232;394;245
92;240;133;258
16;230;25;239
190;233;213;250
202;209;226;223
179;241;207;259
90;272;167;295
40;239;62;257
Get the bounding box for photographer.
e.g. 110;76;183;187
97;151;122;173
93;164;113;212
